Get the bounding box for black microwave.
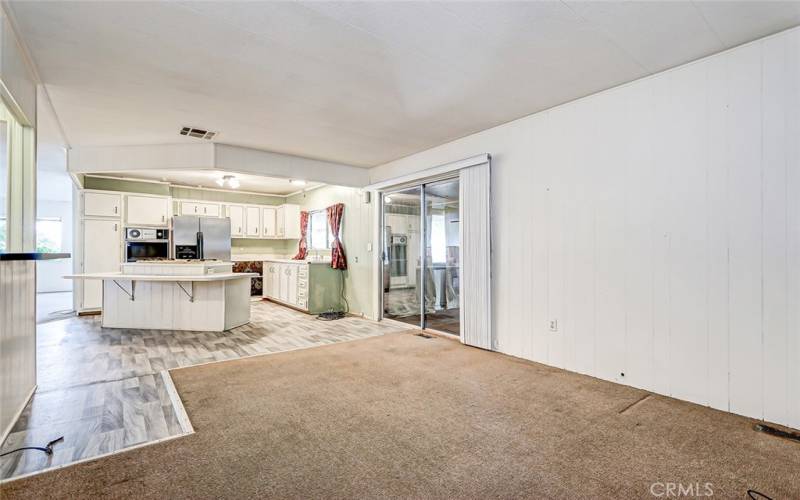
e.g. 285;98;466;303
126;241;170;262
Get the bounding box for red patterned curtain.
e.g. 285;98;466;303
292;211;309;260
326;203;347;270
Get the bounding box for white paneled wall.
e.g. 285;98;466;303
0;261;36;441
370;28;800;429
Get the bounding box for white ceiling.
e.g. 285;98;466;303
9;1;800;167
91;170;323;196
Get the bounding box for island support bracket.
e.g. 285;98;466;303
113;280;135;301
176;282;194;302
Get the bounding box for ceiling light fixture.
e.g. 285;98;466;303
217;175;239;189
289;179;307;186
384;196;392;204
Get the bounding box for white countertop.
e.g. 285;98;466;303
262;258;332;265
64;272;258;282
122;260;230;266
231;254;287;262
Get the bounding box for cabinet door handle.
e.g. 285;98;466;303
204;206;207;214
114;223;118;231
114;206;118;214
162;215;165;222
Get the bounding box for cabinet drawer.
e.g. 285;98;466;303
297;278;308;289
297;289;307;299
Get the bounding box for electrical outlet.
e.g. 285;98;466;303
366;242;373;252
549;319;559;332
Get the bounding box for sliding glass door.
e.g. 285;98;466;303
423;179;460;334
381;178;460;335
382;186;421;327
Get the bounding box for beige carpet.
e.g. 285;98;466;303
2;331;798;499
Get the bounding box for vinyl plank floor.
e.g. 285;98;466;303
0;300;407;480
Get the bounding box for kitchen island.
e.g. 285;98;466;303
66;261;258;332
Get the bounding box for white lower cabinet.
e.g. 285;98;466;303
83;219;122;309
262;260;340;313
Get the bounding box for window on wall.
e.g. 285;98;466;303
309;210;334;250
36;218;63;253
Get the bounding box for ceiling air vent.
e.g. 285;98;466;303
180;127;217;140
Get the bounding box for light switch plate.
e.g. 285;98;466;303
366;243;373;252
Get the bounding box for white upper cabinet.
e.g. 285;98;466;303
175;199;302;240
84;192;121;217
282;204;301;239
262;207;277;237
203;203;221;217
180;201;200;215
227;205;245;237
180;201;221;217
276;206;285;237
126;195;169;226
245;206;260;237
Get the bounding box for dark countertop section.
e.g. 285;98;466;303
0;252;71;261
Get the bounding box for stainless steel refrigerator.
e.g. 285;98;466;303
173;216;231;260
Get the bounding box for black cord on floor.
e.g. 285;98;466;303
747;489;774;500
0;437;63;457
